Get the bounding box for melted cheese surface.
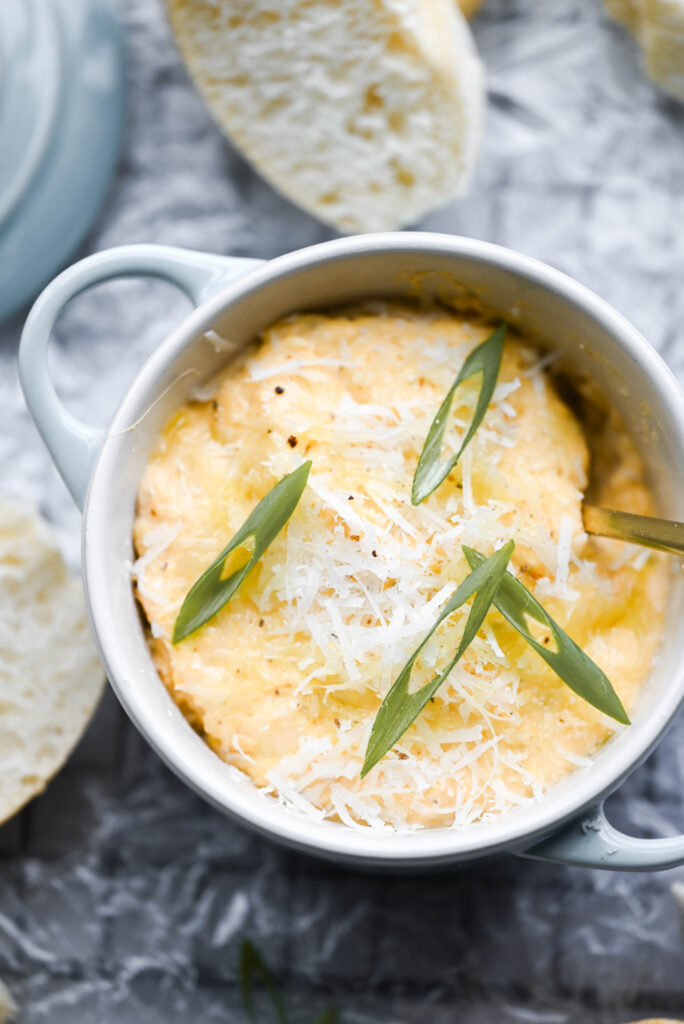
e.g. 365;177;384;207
133;306;668;830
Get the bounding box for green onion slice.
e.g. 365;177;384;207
172;461;311;644
411;324;506;505
240;939;337;1024
462;545;629;724
240;940;288;1024
361;540;515;777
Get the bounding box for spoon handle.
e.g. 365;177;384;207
583;504;684;556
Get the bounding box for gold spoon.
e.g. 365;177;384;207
583;504;684;557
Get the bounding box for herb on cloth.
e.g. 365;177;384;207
240;940;337;1024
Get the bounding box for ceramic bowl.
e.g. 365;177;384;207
19;233;684;870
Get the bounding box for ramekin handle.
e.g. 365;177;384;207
520;804;684;871
19;244;262;509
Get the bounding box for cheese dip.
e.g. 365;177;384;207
132;305;667;830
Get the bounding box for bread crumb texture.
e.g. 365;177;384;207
166;0;485;231
0;499;103;825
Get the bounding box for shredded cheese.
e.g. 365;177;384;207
132;305;668;831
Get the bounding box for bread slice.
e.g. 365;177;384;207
0;499;103;825
0;978;16;1023
606;0;684;100
166;0;485;232
605;0;641;30
641;0;684;99
459;0;486;16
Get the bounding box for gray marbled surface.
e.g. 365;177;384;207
2;0;684;1020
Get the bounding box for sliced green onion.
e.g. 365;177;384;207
173;461;311;643
411;324;506;505
240;940;288;1024
361;540;515;777
462;546;629;724
240;939;337;1024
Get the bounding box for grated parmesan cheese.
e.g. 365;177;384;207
132;305;668;831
